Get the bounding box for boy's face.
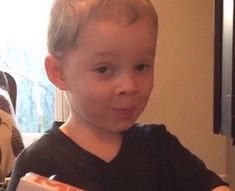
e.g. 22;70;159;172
62;17;157;133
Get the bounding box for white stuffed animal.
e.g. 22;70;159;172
0;85;24;180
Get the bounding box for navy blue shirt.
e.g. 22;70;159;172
7;122;227;191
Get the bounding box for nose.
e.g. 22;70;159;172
115;73;139;96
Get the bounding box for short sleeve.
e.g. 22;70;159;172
142;124;228;191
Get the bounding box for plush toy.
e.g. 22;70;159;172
0;72;24;180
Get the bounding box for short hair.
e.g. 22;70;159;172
48;0;158;58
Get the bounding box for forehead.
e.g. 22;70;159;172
92;0;157;25
76;17;158;55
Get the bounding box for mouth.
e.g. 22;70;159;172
111;106;136;118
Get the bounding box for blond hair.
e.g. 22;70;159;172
48;0;158;58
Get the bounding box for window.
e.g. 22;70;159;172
214;0;235;144
0;0;56;135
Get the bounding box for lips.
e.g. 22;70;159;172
111;106;136;118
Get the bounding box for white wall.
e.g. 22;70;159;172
138;0;231;183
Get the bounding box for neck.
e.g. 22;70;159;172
60;117;123;162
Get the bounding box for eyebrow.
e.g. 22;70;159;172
93;50;118;58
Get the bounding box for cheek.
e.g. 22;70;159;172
141;75;154;96
77;91;111;121
77;84;112;107
147;81;154;96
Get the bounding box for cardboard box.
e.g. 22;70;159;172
16;172;85;191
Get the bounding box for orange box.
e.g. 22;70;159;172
16;172;85;191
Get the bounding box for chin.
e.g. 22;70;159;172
110;121;136;133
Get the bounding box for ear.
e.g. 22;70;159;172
45;54;68;90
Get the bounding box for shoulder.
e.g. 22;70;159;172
7;130;59;191
8;122;71;190
15;122;68;172
126;124;201;163
15;132;57;170
122;123;185;159
126;123;178;147
126;123;167;137
128;124;228;190
19;121;65;157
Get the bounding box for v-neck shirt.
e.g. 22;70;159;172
7;122;227;191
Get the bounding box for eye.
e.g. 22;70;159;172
95;66;111;74
135;63;151;71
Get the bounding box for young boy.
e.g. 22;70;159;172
7;0;230;190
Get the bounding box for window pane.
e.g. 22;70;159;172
0;0;54;133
